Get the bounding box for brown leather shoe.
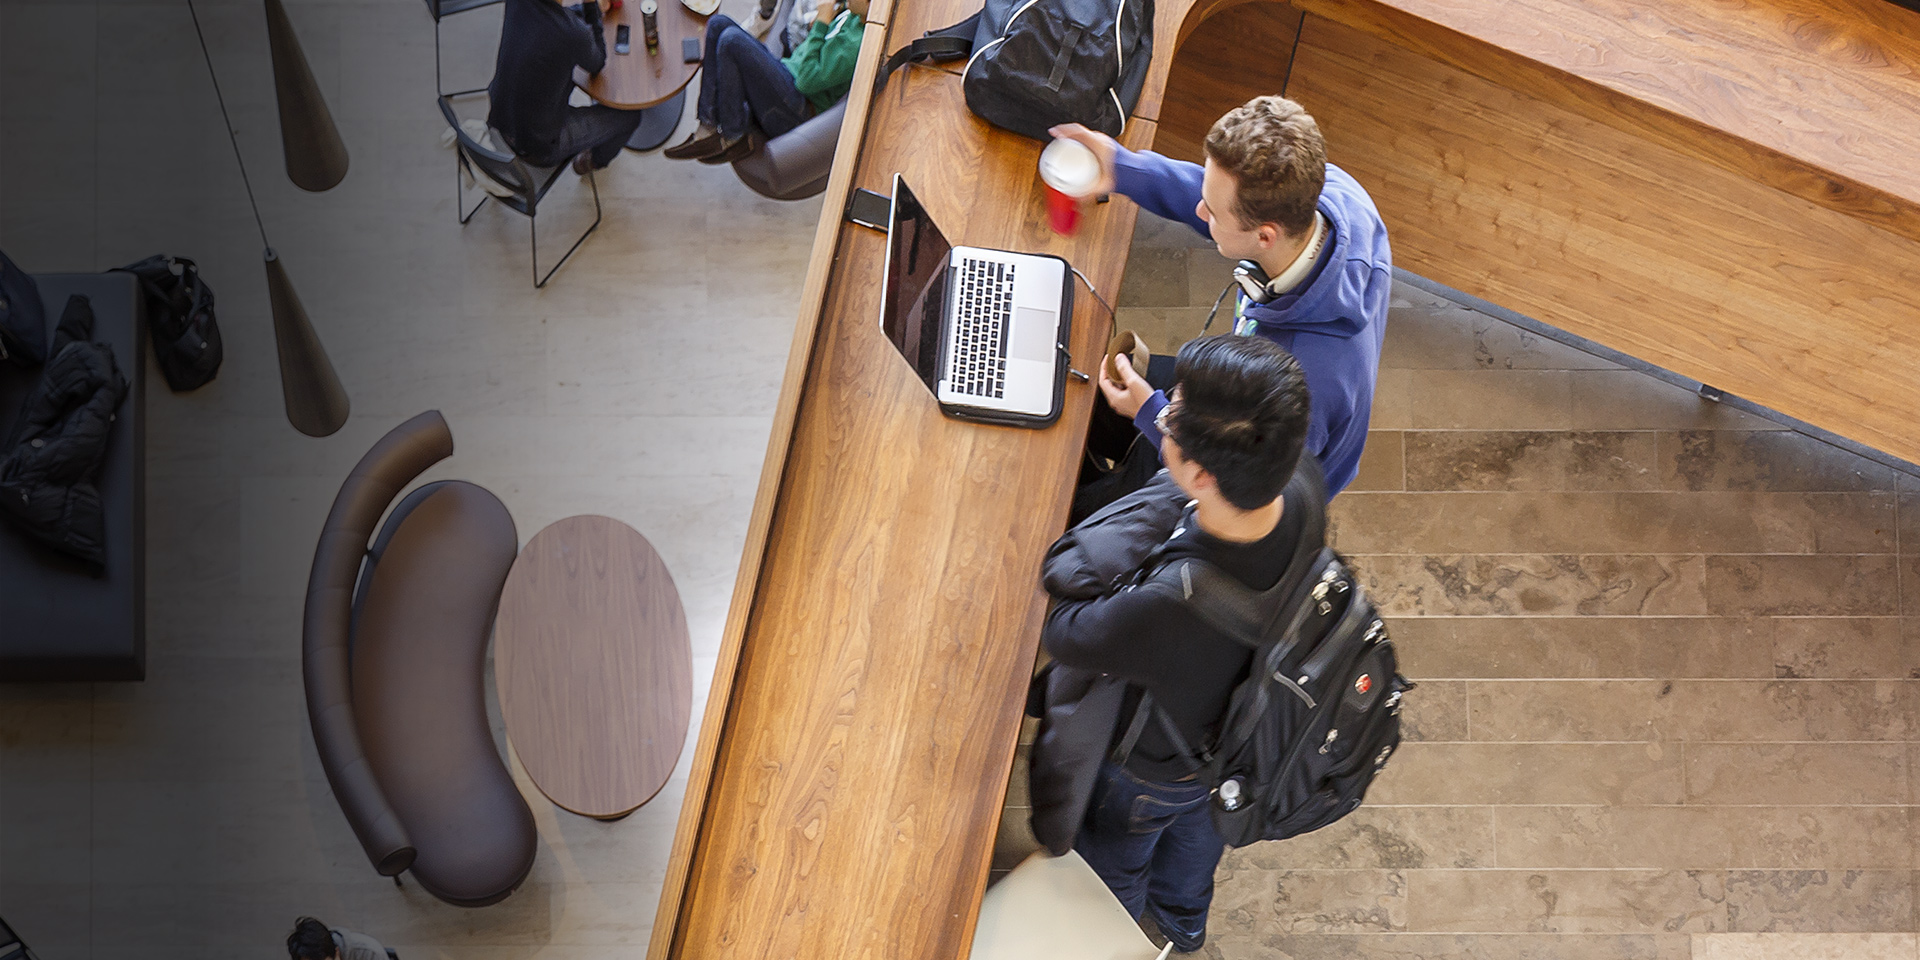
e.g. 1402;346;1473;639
571;151;593;175
699;128;762;165
663;127;725;161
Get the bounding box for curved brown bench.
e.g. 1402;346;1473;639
302;410;536;907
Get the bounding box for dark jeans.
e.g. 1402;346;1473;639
553;104;644;169
1075;759;1225;952
696;15;808;141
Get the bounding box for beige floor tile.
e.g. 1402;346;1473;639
1371;742;1683;805
1404;869;1727;933
1494;806;1912;870
1224;807;1495;870
1691;933;1920;960
1683;743;1909;806
1397;617;1773;680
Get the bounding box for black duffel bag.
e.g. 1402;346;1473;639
115;254;223;391
881;0;1154;141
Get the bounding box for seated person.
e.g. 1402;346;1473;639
488;0;644;174
663;0;867;163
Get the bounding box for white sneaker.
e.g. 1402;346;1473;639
742;6;777;37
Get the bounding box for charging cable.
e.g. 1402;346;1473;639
1058;264;1119;384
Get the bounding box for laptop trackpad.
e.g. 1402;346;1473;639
1010;307;1058;363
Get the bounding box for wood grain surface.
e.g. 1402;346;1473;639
666;69;1158;960
1293;0;1920;243
1292;13;1920;464
574;0;707;109
495;515;693;820
644;0;1167;947
1154;1;1304;162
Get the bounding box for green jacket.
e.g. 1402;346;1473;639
782;10;864;113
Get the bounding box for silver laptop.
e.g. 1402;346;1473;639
880;175;1073;428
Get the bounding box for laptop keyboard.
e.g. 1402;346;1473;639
950;258;1015;399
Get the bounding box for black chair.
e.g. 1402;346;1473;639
439;95;602;288
0;916;41;960
425;0;504;98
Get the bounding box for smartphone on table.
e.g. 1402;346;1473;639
615;23;632;54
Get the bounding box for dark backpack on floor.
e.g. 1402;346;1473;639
1118;464;1413;847
115;254;222;392
881;0;1154;140
0;248;47;367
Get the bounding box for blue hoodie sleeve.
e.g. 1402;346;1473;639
1130;390;1170;459
1113;148;1213;239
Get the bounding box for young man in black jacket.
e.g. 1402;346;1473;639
1041;334;1312;954
488;0;644;173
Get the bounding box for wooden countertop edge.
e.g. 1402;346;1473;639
645;18;893;960
1292;0;1920;246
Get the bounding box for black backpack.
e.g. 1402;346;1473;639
882;0;1154;140
1119;467;1413;847
0;248;47;367
115;255;223;392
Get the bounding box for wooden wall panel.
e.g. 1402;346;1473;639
1292;0;1920;243
1155;1;1305;163
1290;14;1920;463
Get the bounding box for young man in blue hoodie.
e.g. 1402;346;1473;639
1052;95;1390;499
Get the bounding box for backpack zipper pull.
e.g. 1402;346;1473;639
1318;728;1338;755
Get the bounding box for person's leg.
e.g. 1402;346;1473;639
695;15;740;129
1142;798;1226;952
554;104;645;169
710;26;805;139
1072;761;1165;918
718;28;808;138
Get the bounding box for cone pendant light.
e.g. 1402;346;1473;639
191;0;352;437
265;249;351;436
264;0;349;192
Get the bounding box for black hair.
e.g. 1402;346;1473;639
288;917;336;960
1166;335;1310;510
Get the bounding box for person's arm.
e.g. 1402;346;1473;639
787;10;864;103
571;1;608;76
1132;389;1169;455
1097;351;1167;460
1111;147;1210;236
1042;585;1170;683
1046;125;1211;237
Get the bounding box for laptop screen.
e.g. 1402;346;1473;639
880;175;952;390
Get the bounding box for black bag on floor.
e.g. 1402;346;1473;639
115;254;222;391
879;0;1154;140
1118;459;1415;846
0;248;47;367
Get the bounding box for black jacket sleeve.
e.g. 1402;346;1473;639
1042;579;1186;683
573;2;608;75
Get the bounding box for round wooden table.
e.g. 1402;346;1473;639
573;0;710;149
495;515;693;820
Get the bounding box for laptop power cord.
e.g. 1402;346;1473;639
1062;263;1117;384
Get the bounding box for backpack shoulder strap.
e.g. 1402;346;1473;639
875;14;978;92
1166;455;1330;646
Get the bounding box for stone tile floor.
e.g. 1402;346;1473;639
995;218;1920;960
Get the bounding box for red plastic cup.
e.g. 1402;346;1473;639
1039;138;1099;237
1045;185;1081;235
